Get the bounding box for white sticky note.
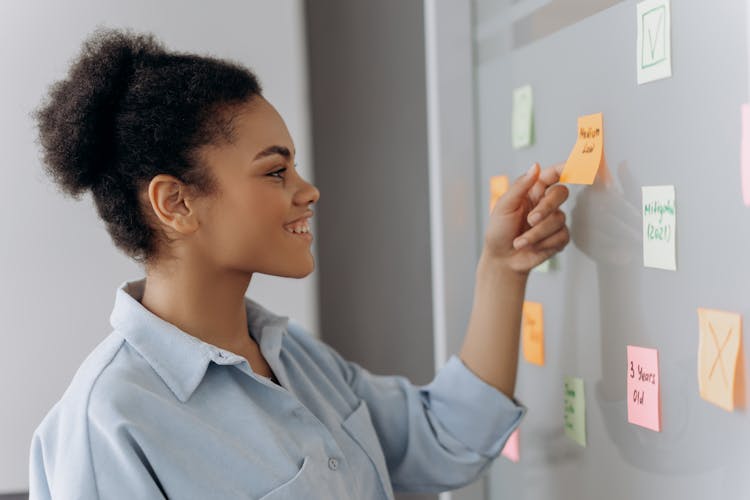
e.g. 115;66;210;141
642;185;676;270
511;85;533;149
636;0;672;84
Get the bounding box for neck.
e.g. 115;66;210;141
140;258;255;354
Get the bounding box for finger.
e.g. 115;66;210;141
528;162;564;202
530;225;570;253
495;163;540;214
527;184;569;226
541;161;565;184
514;210;566;249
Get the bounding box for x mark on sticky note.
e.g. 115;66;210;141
708;322;733;386
697;308;743;412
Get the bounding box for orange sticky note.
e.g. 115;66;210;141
560;113;605;185
501;428;520;463
522;301;544;366
697;308;742;411
626;345;661;432
489;175;509;213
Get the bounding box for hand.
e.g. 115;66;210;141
483;162;570;273
571;161;641;266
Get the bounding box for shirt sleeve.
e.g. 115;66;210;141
322;342;526;493
29;393;168;500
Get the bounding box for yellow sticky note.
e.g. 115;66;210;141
522;301;544;366
489;175;509;213
697;308;742;412
560;113;605;185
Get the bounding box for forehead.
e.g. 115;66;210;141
229;97;293;152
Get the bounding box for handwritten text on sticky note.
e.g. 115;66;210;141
627;345;661;431
564;376;586;446
522;302;545;366
642;185;676;270
697;308;742;412
560;113;604;185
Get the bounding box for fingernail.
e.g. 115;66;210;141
514;238;527;249
528;212;541;225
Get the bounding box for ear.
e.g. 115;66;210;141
147;174;200;235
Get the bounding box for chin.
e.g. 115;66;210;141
283;268;314;279
274;259;315;279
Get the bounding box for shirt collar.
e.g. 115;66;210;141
109;277;289;403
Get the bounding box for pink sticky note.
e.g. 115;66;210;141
501;428;520;463
741;104;750;206
627;346;661;432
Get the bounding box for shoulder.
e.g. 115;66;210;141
35;332;124;429
32;331;167;444
30;332;128;493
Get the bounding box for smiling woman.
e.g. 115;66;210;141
28;26;567;500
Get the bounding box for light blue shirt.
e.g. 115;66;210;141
29;278;524;499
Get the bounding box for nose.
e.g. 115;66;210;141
294;175;320;206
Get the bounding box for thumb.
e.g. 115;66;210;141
494;163;539;214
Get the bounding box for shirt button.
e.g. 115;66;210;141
328;457;339;471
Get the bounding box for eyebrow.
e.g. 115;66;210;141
253;145;295;161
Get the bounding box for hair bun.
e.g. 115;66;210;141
35;27;165;196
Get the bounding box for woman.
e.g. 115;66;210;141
29;28;569;499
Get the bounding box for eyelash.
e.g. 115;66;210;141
268;167;287;179
268;163;298;180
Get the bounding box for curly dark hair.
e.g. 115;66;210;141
34;27;262;265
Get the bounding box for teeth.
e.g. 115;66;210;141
286;224;310;234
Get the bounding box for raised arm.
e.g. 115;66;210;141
459;162;570;398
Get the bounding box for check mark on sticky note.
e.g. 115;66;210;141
643;7;666;66
636;0;671;84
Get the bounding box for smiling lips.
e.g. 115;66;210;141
284;210;314;239
284;217;312;238
284;222;311;235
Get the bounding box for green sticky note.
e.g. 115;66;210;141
511;85;534;149
563;376;586;446
533;255;557;273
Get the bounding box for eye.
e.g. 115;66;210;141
268;167;287;179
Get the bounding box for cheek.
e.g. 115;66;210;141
226;187;288;238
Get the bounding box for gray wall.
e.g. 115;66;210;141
305;1;436;498
305;0;435;384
